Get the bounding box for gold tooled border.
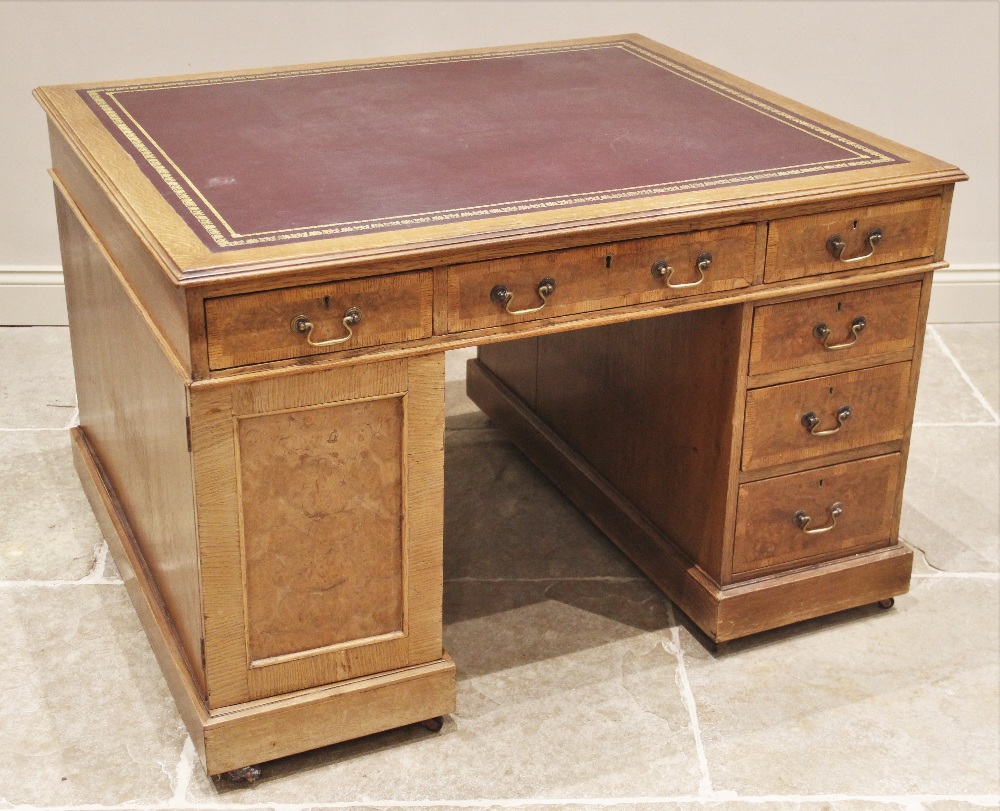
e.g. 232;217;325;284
83;40;898;250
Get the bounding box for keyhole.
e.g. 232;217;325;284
819;479;825;487
323;295;332;309
852;219;859;229
829;387;835;395
605;255;613;269
837;301;843;312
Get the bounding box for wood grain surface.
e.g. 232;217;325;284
467;360;913;643
764;196;941;282
70;428;211;767
189;355;444;706
238;396;405;663
446;225;755;332
202;656;456;775
490;306;746;581
49;126;192;371
56;184;206;692
748;280;922;377
205;271;433;369
478;338;539;409
714;544;913;642
733;453;900;576
742;362;912;471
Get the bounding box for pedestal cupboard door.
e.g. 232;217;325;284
189;355;444;708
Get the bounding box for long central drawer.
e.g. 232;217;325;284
446;225;756;332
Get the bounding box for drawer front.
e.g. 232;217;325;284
749;281;922;377
446;225;755;332
764;196;940;282
733;454;900;576
742;362;911;471
205;272;433;370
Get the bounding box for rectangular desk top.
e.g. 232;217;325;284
36;35;964;282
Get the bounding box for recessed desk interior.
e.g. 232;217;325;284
35;35;966;777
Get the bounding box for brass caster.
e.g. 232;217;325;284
877;597;895;610
221;765;262;784
421;716;444;732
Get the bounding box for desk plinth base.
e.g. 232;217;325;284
467;360;913;644
70;426;457;776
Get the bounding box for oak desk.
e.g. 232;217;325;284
35;35;965;777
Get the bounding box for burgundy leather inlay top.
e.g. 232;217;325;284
80;41;902;251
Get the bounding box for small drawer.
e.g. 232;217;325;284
765;196;940;282
733;454;900;576
445;225;755;332
742;362;911;471
749;281;922;377
205;272;433;370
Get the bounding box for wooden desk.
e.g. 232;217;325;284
35;35;965;778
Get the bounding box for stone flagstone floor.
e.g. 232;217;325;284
0;324;997;811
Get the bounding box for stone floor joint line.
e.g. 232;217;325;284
928;325;1000;424
665;602;714;797
5;792;1000;810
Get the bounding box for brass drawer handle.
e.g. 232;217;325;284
290;307;362;346
801;405;852;436
827;228;883;262
813;315;866;350
490;277;556;315
794;502;844;534
651;252;712;289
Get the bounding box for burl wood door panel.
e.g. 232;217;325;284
237;397;404;662
733;454;900;577
742;362;912;472
189;354;444;707
749;281;922;377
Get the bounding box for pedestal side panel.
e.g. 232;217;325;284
55;185;205;691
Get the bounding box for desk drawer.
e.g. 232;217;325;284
733;454;899;576
749;281;922;377
205;272;433;369
765;197;940;282
446;225;755;332
742;362;911;471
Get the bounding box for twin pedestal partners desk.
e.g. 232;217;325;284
36;36;966;777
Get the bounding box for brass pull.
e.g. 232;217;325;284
813;315;866;350
651;252;712;289
801;405;852;436
290;307;362;346
794;502;844;535
490;277;556;315
827;228;883;262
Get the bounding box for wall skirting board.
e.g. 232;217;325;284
0;266;67;326
0;264;998;327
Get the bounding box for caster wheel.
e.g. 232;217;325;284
222;765;262;784
421;716;444;732
877;597;895;610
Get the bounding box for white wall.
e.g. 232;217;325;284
1;0;997;323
